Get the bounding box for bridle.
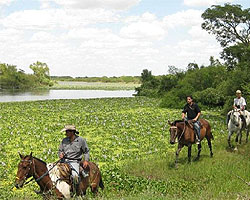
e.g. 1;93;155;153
18;157;61;186
230;110;241;127
170;122;186;143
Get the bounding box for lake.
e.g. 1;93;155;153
0;89;136;102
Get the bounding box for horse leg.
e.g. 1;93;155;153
175;143;183;168
194;144;201;161
228;131;233;148
188;145;192;163
207;139;213;157
239;130;243;144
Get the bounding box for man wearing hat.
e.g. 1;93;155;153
233;90;247;129
58;125;89;194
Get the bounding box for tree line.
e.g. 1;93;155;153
135;4;250;113
0;61;53;90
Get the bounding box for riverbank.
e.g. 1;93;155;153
50;81;140;90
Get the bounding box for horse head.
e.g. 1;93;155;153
230;109;241;127
168;120;183;144
15;152;33;189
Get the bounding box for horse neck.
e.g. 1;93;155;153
176;122;185;136
33;158;47;177
33;158;53;191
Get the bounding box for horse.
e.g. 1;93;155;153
15;152;64;199
15;153;104;199
168;119;214;167
227;109;250;148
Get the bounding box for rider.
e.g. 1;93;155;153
182;95;201;144
58;125;89;195
233;90;247;129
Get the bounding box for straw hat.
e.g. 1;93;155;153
61;125;79;134
236;90;241;94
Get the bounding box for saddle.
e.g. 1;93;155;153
186;120;203;129
57;161;90;185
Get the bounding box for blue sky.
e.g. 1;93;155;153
0;0;249;77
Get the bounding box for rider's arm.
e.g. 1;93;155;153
193;112;201;121
181;112;185;119
82;139;90;162
58;142;64;158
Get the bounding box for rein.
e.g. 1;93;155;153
24;158;62;186
178;121;186;142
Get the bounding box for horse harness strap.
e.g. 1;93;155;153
24;158;62;186
178;122;186;142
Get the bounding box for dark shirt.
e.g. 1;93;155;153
182;103;201;120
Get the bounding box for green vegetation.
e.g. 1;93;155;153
51;76;141;84
0;61;53;90
51;81;140;90
0;97;249;199
135;4;250;114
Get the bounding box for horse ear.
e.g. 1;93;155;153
19;152;24;159
29;152;33;159
168;120;172;125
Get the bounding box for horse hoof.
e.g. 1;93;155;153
234;147;238;151
210;153;213;158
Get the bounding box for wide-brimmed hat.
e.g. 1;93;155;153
236;90;241;94
61;125;79;133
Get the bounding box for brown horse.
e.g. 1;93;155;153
168;119;214;166
52;160;104;197
15;152;64;199
15;153;104;199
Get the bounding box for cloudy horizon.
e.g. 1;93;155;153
0;0;248;77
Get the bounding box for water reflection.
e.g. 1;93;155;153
0;89;135;102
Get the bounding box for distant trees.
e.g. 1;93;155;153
0;61;53;90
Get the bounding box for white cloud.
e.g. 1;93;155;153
1;8;118;30
183;0;234;7
121;12;166;40
163;9;203;28
43;0;141;10
0;0;12;7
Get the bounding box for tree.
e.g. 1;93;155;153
202;4;250;69
202;4;250;47
29;61;52;86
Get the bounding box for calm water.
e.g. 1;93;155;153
0;90;136;102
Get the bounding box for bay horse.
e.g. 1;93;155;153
168;119;214;167
15;153;104;199
227;109;250;147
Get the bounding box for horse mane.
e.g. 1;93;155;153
33;157;47;165
172;120;184;126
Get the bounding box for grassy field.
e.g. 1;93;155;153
0;97;249;199
51;81;140;90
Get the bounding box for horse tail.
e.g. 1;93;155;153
99;176;104;190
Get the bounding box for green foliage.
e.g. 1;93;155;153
30;61;53;86
0;98;249;199
135;69;160;97
201;4;250;47
0;63;38;90
51;76;141;84
193;88;225;107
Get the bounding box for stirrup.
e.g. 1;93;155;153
196;139;200;145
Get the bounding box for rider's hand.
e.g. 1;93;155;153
83;160;88;168
59;153;65;159
192;118;197;122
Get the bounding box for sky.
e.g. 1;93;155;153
0;0;249;77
